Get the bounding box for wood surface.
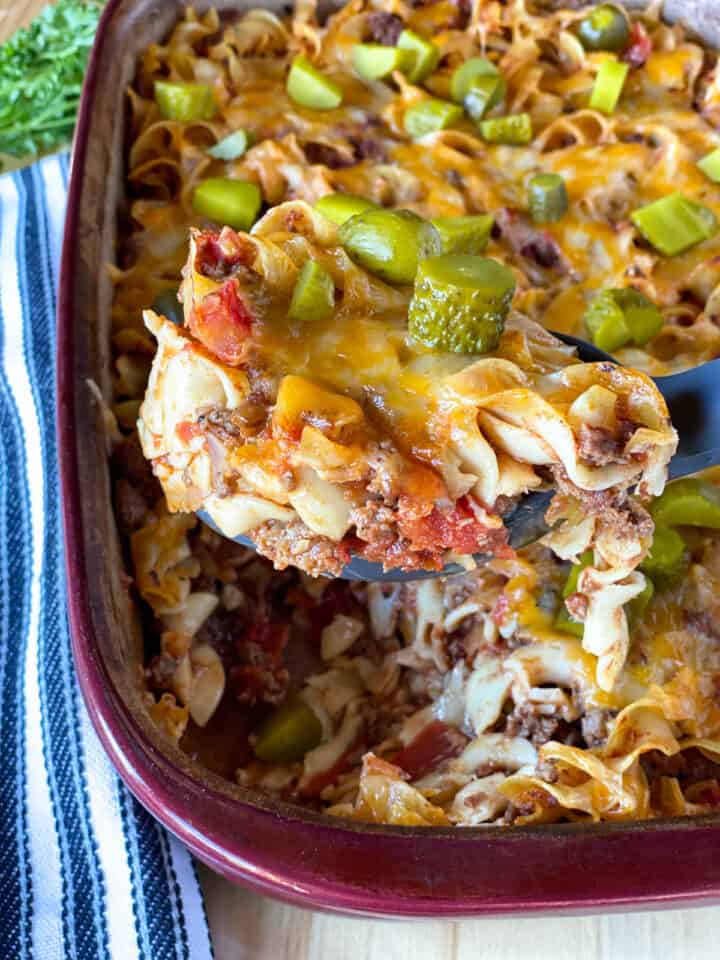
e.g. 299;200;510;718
4;2;720;957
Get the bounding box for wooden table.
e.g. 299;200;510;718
4;3;720;956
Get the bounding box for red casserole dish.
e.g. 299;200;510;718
58;0;720;916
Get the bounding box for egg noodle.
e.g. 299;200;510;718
109;0;720;825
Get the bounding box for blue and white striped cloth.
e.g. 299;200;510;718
0;155;214;960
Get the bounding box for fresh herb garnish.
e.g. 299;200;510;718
0;0;102;160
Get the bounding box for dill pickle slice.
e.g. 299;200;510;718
431;215;494;255
451;57;506;109
315;192;376;225
397;29;440;84
288;260;335;323
154;81;216;122
528;173;568;223
464;75;505;123
339;208;441;285
287;55;343;110
650;478;720;529
627;576;654;628
639;525;688;589
353;43;412;80
253;696;323;765
578;4;630;52
408;254;515;353
404;98;463;139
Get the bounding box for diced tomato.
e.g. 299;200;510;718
300;736;365;797
175;420;202;444
399;496;512;557
188;279;253;365
229;620;289;706
194;227;254;278
392;720;466;781
622;22;652;68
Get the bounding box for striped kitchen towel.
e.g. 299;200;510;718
0;154;214;960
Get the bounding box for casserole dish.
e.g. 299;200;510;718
58;0;720;916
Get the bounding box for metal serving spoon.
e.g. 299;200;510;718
199;334;720;582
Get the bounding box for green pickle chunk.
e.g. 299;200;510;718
451;57;505;106
397;29;440;84
152;288;183;326
651;478;720;529
578;4;630;52
353;43;411;80
192;177;262;231
464;75;505;123
627;577;654;628
480;113;533;145
631;193;718;256
698;147;720;183
589;57;629;114
208;129;253;160
288;260;335;323
584;290;631;352
585;287;662;351
408;254;516;354
287;55;343;110
554;550;593;636
339;208;441;285
528;173;568;223
253;696;323;765
154;81;216;122
431;215;494;255
315;192;376;225
640;526;688;588
404;98;463;138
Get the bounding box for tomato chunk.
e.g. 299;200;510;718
188;278;253;364
393;720;466;781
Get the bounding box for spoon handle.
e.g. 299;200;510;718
654;358;720;479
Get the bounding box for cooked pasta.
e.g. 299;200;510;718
110;0;720;826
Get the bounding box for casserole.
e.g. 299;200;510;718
59;0;720;915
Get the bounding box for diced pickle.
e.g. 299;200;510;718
627;576;654;628
287;55;343;110
353;43;411;80
192;177;262;231
578;4;630;52
451;57;505;106
288;260;335;323
404;98;463;138
408;255;515;354
397;29;440;84
208;129;253;160
315;192;376;225
698;147;720;183
464;76;505;123
554;549;593;636
585;287;662;351
154;81;216;122
339;208;441;285
631;193;718;256
253;696;323;764
589;57;629;114
640;526;688;588
650;478;720;529
431;215;494;255
152;288;183;326
584;290;631;352
528;173;568;223
479;113;533;145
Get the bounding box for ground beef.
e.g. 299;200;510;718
366;11;404;45
684;610;720;640
348;134;387;164
114;476;150;533
496;208;574;278
193;227;255;279
303;141;356;169
111;432;161;502
504;702;581;747
196;607;290;706
578;425;627;467
641;747;720;785
564;591;588;623
197;401;269;442
252;517;351;577
580;708;614;748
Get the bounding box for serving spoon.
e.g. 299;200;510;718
199;333;720;582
